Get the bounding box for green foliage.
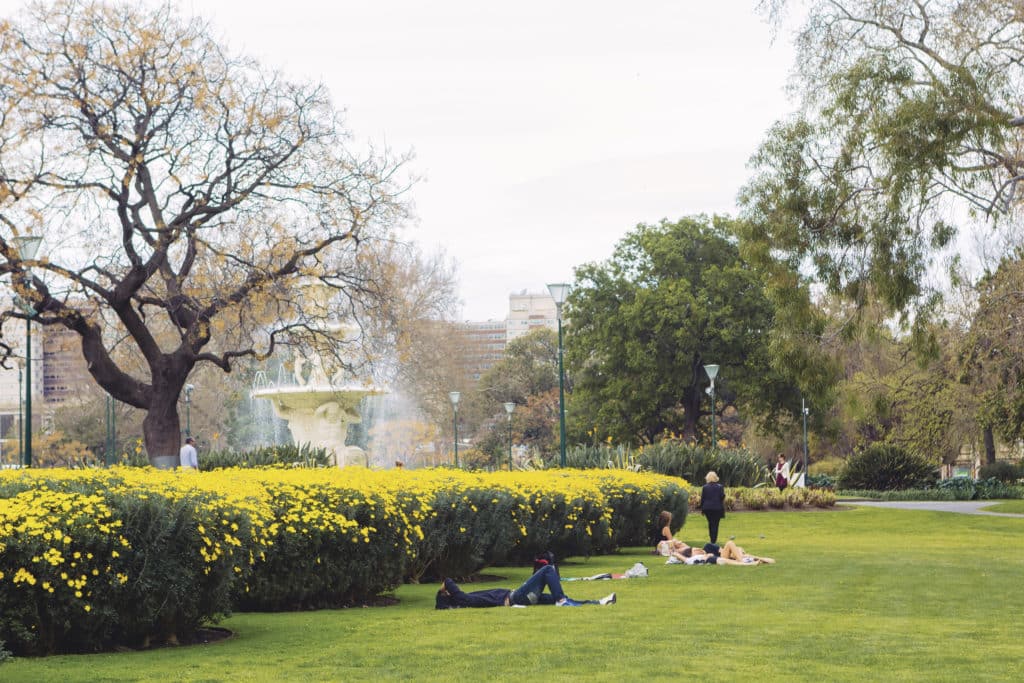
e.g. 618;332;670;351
811;456;846;476
742;1;1021;342
978;460;1022;486
838;444;938;491
565;444;639;470
935;476;976;500
566;215;804;444
0;639;9;662
806;473;837;489
199;444;331;470
636;441;766;487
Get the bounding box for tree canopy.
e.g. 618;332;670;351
744;0;1024;335
0;1;414;462
565;215;803;444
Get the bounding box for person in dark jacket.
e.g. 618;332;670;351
435;565;616;609
699;470;726;544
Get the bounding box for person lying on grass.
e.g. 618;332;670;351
671;540;775;566
435;564;617;609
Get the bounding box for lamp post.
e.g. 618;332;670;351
801;397;810;487
184;383;195;437
547;282;571;467
449;391;461;468
105;395;117;466
703;364;719;448
16;359;24;466
504;402;515;471
13;234;43;468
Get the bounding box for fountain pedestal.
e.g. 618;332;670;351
252;385;380;466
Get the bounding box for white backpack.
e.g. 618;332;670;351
625;562;648;578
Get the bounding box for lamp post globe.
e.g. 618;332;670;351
703;364;719;448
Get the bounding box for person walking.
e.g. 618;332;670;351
774;454;789;492
179;436;198;470
700;471;726;544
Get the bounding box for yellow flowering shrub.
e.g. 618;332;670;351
1;466;688;654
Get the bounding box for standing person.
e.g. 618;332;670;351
700;471;726;544
774;454;789;492
179;436;198;470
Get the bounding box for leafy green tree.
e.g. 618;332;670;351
744;0;1024;340
962;254;1024;461
473;329;560;463
565;215;803;444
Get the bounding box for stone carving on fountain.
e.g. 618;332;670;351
252;333;383;466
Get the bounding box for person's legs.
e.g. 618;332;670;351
707;511;722;544
510;565;566;605
720;540;743;561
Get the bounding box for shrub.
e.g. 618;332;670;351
838;444;938;491
636;442;766;486
810;456;846;476
973;478;1024;500
200;444;331;470
936;476;976;500
978;461;1021;484
806;473;836;489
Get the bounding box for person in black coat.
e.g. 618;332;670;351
699;470;726;544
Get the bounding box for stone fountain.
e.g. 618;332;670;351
251;336;383;466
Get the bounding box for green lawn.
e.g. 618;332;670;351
5;507;1023;682
980;499;1024;514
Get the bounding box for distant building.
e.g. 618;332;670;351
41;324;92;404
457;320;507;381
456;290;560;382
0;308;94;460
506;290;558;343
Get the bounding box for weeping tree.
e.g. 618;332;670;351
0;0;412;464
744;0;1024;345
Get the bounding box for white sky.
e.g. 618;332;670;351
2;0;799;321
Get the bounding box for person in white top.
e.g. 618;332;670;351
774;454;790;491
179;436;198;469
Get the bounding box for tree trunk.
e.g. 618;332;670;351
144;394;184;469
983;426;996;465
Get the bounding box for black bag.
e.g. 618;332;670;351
533;550;556;574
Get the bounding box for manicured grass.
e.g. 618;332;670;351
5;507;1023;681
980;499;1024;514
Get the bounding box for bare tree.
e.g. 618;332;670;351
0;1;410;463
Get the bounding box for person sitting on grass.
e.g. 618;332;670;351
435;564;617;609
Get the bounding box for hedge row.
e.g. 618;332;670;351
0;467;688;655
566;442;768;487
687;485;837;512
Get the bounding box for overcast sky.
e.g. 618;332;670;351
2;0;799;321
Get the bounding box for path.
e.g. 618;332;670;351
838;499;1024;518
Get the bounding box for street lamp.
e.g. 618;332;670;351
449;391;461;468
703;363;719;448
547;282;571;467
105;394;117;466
16;358;24;466
801;397;810;487
504;402;516;471
184;383;195;437
13;234;43;468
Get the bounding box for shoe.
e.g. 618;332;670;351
599;592;616;605
555;597;569;606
